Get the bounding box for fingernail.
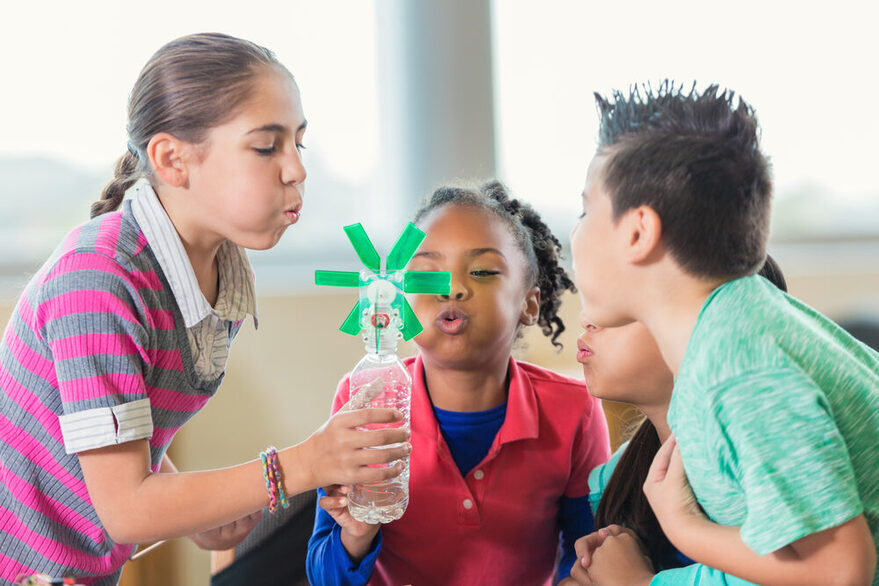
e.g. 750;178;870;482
340;498;347;506
405;442;413;453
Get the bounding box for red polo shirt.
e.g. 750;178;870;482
329;355;610;586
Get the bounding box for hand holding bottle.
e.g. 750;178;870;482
300;405;411;489
318;484;382;560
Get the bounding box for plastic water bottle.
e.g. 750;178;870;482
346;284;412;524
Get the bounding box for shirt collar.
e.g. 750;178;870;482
131;182;258;328
411;355;539;445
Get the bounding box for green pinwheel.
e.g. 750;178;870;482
315;223;450;345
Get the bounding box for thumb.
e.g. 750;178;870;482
646;435;676;485
666;442;687;483
575;531;608;567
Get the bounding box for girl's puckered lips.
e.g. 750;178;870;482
435;307;469;335
576;338;594;363
284;204;302;224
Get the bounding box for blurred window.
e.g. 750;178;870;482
492;0;879;243
0;1;389;296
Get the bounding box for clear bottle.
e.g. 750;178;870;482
346;284;412;524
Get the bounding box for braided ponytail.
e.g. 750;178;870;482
414;180;577;349
480;180;576;348
90;150;141;218
516;199;576;348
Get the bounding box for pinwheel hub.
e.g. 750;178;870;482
315;223;451;344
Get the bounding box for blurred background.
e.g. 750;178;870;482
1;0;877;583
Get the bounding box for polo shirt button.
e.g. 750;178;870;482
473;469;484;480
462;498;473;510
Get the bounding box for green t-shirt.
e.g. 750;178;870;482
669;275;879;579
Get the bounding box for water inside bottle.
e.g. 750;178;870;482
347;375;411;523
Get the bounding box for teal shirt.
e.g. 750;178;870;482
669;275;879;582
589;443;756;585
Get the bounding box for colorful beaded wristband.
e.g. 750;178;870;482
259;449;276;512
259;446;289;513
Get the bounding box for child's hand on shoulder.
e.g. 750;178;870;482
643;436;704;541
319;484;381;560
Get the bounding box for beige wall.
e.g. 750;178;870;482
2;261;877;584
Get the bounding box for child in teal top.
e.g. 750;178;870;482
572;257;788;586
569;81;879;586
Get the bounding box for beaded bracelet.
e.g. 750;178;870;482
259;449;277;512
266;448;289;511
259;446;289;513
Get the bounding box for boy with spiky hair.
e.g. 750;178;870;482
569;82;878;586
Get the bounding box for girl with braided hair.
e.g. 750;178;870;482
308;180;611;585
0;33;410;585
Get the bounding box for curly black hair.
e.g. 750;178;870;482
414;180;576;349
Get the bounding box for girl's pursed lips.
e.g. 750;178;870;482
284;202;303;224
435;306;469;321
576;337;594;363
434;306;469;334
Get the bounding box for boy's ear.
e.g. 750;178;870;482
147;132;192;188
621;205;662;263
519;286;540;326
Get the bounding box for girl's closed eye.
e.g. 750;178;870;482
255;142;306;156
471;269;501;277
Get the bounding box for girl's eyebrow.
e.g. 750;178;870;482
411;248;506;259
246;120;308;135
469;248;506;259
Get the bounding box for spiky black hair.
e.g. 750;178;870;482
590;80;773;279
595;80;760;152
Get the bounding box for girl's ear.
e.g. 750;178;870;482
147;132;192;188
519;285;540;326
620;204;662;264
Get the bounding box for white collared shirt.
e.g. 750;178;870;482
131;183;258;380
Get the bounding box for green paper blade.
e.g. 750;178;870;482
314;270;360;287
403;270;451;295
344;224;381;272
400;297;423;341
386;223;426;272
339;303;362;336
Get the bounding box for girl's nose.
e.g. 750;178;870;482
580;313;601;332
440;277;470;301
281;148;307;186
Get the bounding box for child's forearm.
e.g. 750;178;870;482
340;526;381;562
79;440;315;544
79;407;409;544
668;513;876;586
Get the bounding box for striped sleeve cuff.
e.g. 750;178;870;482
59;398;154;454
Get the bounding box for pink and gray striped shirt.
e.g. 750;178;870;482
0;189;255;585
